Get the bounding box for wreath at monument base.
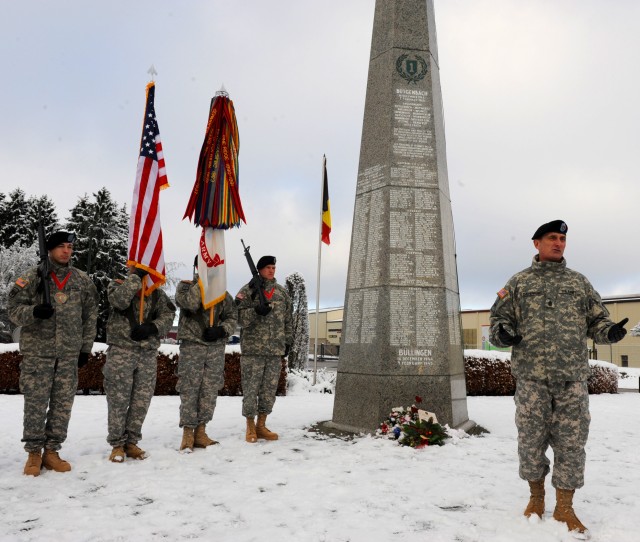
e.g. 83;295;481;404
376;396;449;448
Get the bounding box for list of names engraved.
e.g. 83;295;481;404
357;164;386;195
344;289;379;345
347;190;385;290
390;287;440;349
391;88;437;188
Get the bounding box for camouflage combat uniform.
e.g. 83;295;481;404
7;261;98;453
235;278;292;417
490;256;617;489
104;274;176;447
175;281;237;428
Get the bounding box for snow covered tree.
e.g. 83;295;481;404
0;242;38;340
0;190;59;248
27;194;60;243
285;272;310;371
0;189;30;248
65;188;129;341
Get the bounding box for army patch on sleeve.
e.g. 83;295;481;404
236;292;244;300
15;277;28;288
497;288;509;299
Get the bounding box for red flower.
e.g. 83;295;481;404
380;423;389;434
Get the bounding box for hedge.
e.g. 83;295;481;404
0;349;287;396
463;350;618;395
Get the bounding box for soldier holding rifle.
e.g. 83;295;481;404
8;226;98;476
235;242;292;443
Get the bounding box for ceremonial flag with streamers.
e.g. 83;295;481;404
198;228;227;309
183;92;245;228
321;156;331;245
184;90;245;310
128;81;169;294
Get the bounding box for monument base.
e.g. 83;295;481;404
331;372;470;434
312;417;485;438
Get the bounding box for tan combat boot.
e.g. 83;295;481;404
194;424;217;448
256;413;278;441
109;446;125;463
124;443;148;460
553;488;588;537
24;451;42;476
180;427;195;453
42;449;71;472
245;417;257;443
524;479;545;518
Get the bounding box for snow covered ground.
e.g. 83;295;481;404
1;375;639;541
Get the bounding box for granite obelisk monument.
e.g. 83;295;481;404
331;0;471;433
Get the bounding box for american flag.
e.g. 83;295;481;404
127;81;169;293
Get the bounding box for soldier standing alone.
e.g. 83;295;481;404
175;262;238;452
8;231;98;476
489;220;627;537
235;255;292;443
104;265;176;462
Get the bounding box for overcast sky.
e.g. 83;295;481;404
1;1;639;310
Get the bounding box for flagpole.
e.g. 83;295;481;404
139;278;146;324
313;156;326;385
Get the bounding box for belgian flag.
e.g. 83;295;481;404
321;156;331;245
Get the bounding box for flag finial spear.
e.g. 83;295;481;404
215;84;228;97
148;64;158;81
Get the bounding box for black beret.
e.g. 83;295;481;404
531;220;568;240
46;231;77;250
256;255;276;269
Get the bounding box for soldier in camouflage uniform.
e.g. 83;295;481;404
235;255;292;443
8;231;98;476
104;265;176;462
175;271;237;452
490;220;627;536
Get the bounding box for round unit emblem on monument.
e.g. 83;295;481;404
396;53;428;84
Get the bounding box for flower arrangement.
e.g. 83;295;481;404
376;396;449;448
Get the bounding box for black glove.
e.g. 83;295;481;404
608;318;628;343
131;322;158;341
133;267;149;278
203;326;226;342
78;351;90;368
498;323;522;346
284;344;291;357
255;304;272;316
33;304;54;319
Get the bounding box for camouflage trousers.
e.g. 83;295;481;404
241;355;281;418
103;345;157;447
20;355;78;453
514;379;590;489
177;342;225;428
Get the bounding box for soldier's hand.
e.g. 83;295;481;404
607;318;628;343
132;267;149;279
255;304;272;316
131;322;158;341
498;323;523;346
78;351;90;368
33;303;54;319
203;326;226;342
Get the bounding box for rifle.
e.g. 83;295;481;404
37;213;51;305
241;239;269;310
